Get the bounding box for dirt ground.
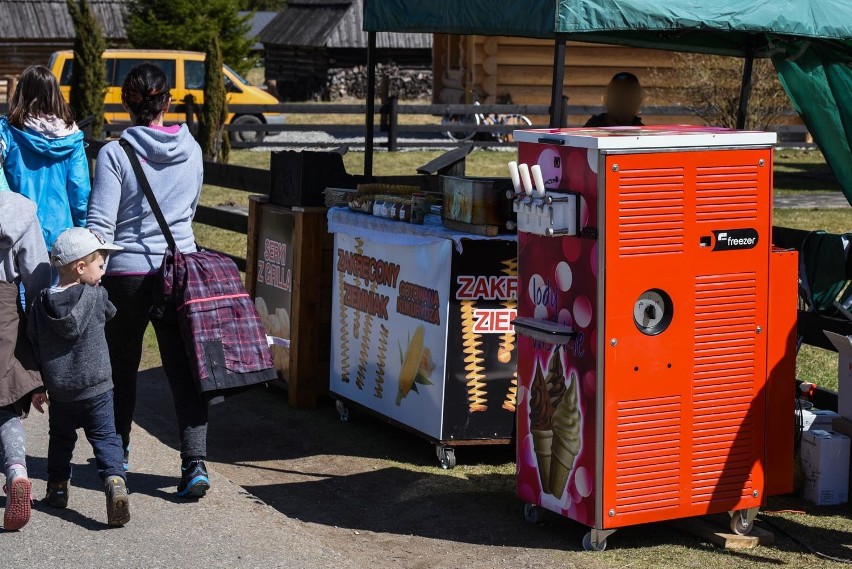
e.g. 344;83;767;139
128;366;852;569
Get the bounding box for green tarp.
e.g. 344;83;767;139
774;42;852;209
365;0;852;53
364;0;852;207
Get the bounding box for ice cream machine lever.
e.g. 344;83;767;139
507;161;580;238
512;317;576;345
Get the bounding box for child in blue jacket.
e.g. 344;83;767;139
0;65;90;250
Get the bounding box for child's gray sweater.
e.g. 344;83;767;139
28;284;116;403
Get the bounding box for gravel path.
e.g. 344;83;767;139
2;392;356;569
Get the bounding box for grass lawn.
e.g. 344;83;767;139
232;146;842;193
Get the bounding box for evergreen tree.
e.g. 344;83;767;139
197;35;230;163
66;0;106;139
126;0;256;76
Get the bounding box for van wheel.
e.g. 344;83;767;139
231;115;265;144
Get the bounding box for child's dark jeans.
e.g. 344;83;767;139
47;390;125;483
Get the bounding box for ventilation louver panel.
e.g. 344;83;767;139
617;167;685;257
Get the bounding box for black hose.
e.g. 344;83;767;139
758;515;852;565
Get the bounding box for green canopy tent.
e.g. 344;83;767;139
362;0;852;207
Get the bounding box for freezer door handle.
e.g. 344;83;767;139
512;317;576;345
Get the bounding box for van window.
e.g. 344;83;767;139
185;61;241;92
59;59;115;86
113;59;176;88
185;60;205;90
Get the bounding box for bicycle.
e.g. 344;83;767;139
441;92;532;143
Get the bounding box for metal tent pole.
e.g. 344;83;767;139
550;34;568;128
736;47;755;130
365;31;377;176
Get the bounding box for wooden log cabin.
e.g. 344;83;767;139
0;0;127;101
262;0;431;101
433;35;705;125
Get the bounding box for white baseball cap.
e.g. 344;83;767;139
50;227;123;267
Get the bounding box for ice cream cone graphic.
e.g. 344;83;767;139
545;346;566;410
531;428;553;492
529;362;554;492
549;370;581;499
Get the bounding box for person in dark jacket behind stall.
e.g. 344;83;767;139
584;72;645;128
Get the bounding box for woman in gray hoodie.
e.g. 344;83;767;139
87;63;210;498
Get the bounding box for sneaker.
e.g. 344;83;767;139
45;480;69;509
3;468;31;531
122;444;130;472
104;476;130;527
176;460;210;499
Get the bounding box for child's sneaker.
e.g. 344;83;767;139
3;466;31;531
104;476;130;527
45;480;69;509
176;459;210;498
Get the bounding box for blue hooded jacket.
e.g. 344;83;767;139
0;116;90;249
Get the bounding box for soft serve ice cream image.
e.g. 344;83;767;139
528;346;581;497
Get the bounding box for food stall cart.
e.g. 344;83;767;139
508;125;798;550
246;196;333;409
328;208;518;468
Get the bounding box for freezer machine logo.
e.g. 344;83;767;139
712;228;759;251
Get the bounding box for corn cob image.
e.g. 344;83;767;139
375;323;388;398
499;257;519;412
461;300;487;412
395;325;434;406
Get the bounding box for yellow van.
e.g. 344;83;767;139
49;49;283;143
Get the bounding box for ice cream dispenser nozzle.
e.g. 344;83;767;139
530;164;546;197
506;160;579;238
507;161;522;199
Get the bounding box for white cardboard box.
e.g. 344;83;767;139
801;429;850;506
798;408;841;431
825;332;852;421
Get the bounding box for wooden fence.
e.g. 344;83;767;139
85;99;807;150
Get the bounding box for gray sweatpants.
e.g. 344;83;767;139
0;406;26;472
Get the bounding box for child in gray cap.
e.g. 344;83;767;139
28;227;130;527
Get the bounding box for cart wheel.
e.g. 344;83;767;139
436;446;456;469
523;503;544;524
335;400;350;423
582;531;607;552
730;512;753;536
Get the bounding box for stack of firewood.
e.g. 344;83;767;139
327;63;432;100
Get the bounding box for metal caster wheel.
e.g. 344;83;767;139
523;503;544;524
436;445;456;469
730;512;753;535
582;531;607;552
335;400;350;423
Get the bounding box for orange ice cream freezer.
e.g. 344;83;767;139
509;126;798;550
